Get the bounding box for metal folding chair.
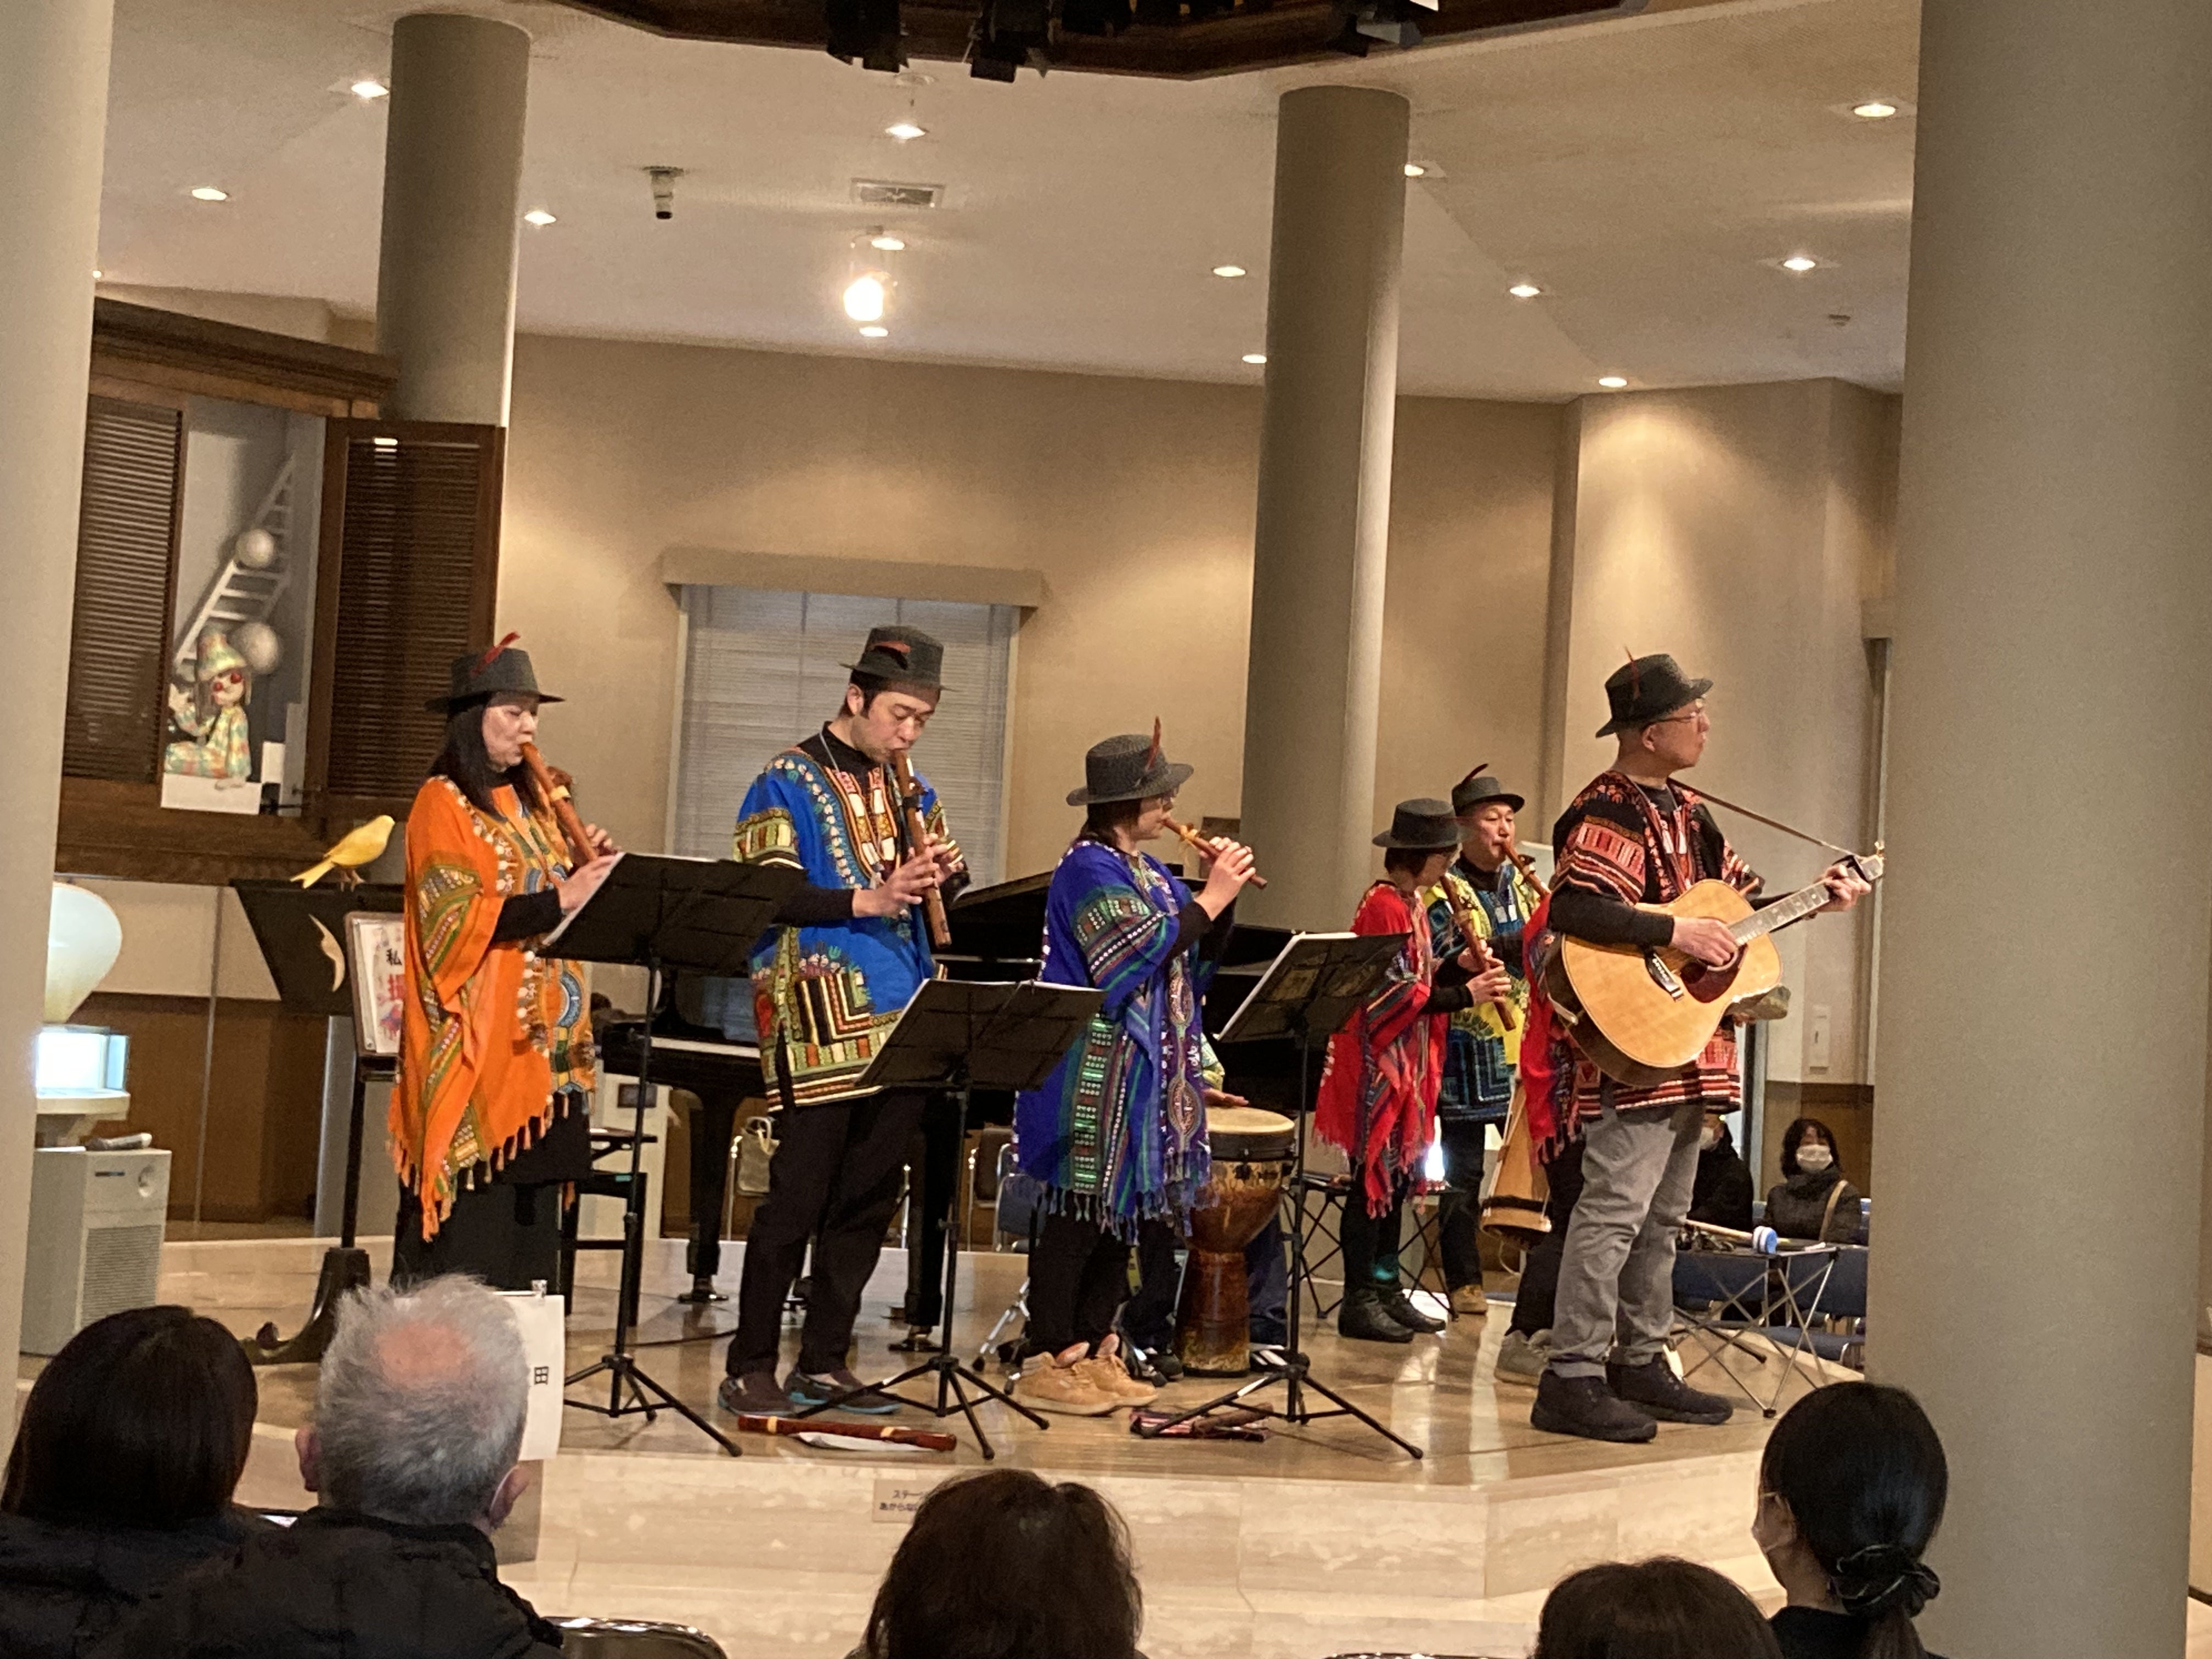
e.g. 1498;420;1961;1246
1672;1229;1839;1416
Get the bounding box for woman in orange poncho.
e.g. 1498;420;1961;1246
391;638;618;1290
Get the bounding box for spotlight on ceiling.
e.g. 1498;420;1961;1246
1508;282;1542;299
523;208;557;227
827;0;908;73
970;0;1049;80
1403;162;1427;178
1212;265;1247;279
189;185;229;202
869;229;907;251
1351;0;1435;50
1597;375;1628;389
1852;100;1899;119
351;78;389;100
1780;255;1820;273
844;272;891;324
859;325;890;338
885;120;927;141
1242;353;1267;365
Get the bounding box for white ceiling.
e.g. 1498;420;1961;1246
97;0;1919;399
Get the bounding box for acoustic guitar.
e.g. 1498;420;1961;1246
1546;853;1883;1088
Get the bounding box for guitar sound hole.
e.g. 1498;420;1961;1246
1677;959;1743;1005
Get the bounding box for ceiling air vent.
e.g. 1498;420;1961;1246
852;179;943;209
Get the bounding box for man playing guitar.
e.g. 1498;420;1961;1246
1531;654;1869;1443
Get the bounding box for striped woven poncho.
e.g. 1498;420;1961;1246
1013;838;1213;1238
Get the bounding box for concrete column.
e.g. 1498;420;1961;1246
375;13;530;425
1237;86;1408;929
1871;4;2212;1655
0;0;114;1415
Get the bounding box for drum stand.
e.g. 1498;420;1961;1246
1137;1019;1424;1460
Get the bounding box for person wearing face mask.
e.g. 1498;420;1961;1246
1765;1118;1862;1244
392;639;619;1290
1754;1382;1948;1659
1687;1114;1755;1233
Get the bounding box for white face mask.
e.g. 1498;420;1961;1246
1699;1124;1721;1152
1796;1143;1834;1173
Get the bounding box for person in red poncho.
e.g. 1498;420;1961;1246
1314;799;1488;1345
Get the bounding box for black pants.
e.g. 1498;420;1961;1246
1026;1210;1133;1356
1508;1136;1587;1338
727;1087;928;1378
1434;1116;1497;1290
1340;1170;1405;1294
685;1090;742;1282
1120;1217;1184;1351
899;1108;962;1330
393;1180;563;1292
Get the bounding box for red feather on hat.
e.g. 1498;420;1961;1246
1143;718;1163;771
474;631;521;678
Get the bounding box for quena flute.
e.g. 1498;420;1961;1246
1163;815;1268;889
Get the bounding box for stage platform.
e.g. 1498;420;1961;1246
133;1232;1822;1658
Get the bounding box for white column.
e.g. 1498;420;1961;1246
375;12;530;426
0;0;115;1411
1237;85;1408;928
1872;3;2212;1654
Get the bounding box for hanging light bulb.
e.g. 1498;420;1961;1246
843;272;889;323
842;228;901;329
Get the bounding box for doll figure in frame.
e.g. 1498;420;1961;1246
165;629;253;779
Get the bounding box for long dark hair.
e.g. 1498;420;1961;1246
1780;1115;1841;1180
1762;1383;1947;1659
3;1306;257;1528
865;1470;1141;1659
426;700;541;818
1534;1557;1781;1659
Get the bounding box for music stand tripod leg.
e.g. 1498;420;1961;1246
244;1051;377;1366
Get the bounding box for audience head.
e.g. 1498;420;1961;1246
2;1305;257;1529
865;1469;1140;1659
1758;1382;1946;1658
302;1277;529;1532
1534;1556;1781;1659
1780;1116;1841;1178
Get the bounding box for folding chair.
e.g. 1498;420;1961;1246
1672;1231;1839;1417
1765;1243;1866;1373
975;1143;1044;1368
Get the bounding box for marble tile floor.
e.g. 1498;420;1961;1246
121;1234;1836;1657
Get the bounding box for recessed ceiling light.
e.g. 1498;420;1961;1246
1508;282;1542;300
885;120;927;142
1597;375;1628;389
351;78;390;100
1852;100;1899;120
189;185;229;202
1242;353;1267;365
869;231;906;252
91;269;103;281
1780;254;1820;273
859;325;890;338
1212;264;1247;279
1403;162;1428;178
523;208;557;227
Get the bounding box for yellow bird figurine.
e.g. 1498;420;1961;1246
292;815;396;890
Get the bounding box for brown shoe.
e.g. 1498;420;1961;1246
1450;1285;1489;1317
1015;1347;1118;1416
1077;1335;1158;1406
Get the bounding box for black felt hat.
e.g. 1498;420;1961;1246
1373;798;1460;851
426;634;563;713
1450;765;1525;816
1596;653;1712;737
1066;723;1194;807
844;625;947;692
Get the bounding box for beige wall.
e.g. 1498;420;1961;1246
1547;379;1899;1086
493;332;1562;886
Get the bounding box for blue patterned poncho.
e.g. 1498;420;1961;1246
1014;839;1214;1237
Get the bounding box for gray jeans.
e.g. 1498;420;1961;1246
1547;1098;1703;1378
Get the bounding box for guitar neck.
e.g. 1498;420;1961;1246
1724;853;1882;945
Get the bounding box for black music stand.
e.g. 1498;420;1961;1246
230;879;403;1367
555;854;799;1457
788;978;1103;1459
1137;929;1425;1460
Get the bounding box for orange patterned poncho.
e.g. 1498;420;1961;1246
393;776;595;1236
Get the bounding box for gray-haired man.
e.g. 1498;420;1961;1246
93;1278;563;1659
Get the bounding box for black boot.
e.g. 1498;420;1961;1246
1606;1357;1734;1425
1337;1286;1415;1344
1531;1369;1657;1443
1377;1286;1445;1334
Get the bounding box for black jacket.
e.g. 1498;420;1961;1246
87;1507;565;1659
1687;1124;1755;1232
0;1509;267;1659
1771;1605;1944;1659
1766;1166;1864;1243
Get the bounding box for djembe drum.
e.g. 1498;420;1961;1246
1175;1106;1297;1377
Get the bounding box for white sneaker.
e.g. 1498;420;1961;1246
1494;1328;1551;1386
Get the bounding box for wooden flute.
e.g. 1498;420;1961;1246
889;750;953;949
1163;815;1267;889
1440;888;1517;1031
519;741;599;867
729;1413;957;1453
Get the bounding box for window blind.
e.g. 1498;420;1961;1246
673;588;1014;886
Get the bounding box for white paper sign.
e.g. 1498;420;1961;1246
499;1288;566;1463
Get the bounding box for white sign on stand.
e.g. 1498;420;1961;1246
499;1286;567;1463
